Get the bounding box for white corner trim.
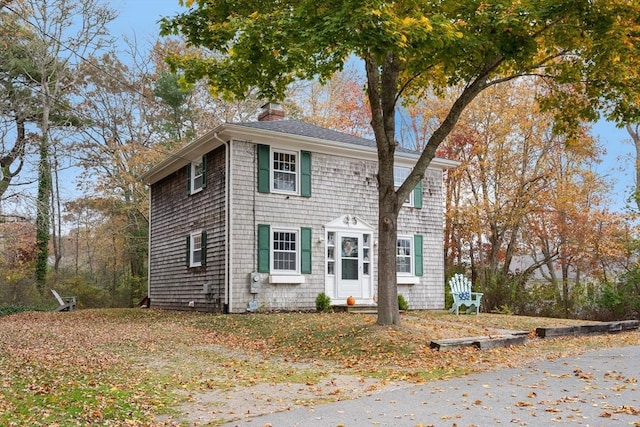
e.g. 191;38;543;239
269;275;306;284
397;276;420;285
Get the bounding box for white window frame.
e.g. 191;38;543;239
190;157;204;195
189;231;203;267
394;166;414;207
396;236;414;276
271;228;299;274
271;148;299;195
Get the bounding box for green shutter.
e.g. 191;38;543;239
414;234;423;276
413;180;423;208
186;163;191;194
301;151;311;197
257;224;270;273
186;235;191;267
201;155;207;189
257;144;270;193
201;230;207;266
301;227;312;274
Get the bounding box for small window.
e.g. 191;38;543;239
187;230;207;267
394;166;413;206
272;149;297;193
396;236;413;275
272;229;298;273
189;157;205;194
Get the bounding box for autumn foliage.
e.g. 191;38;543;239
418;81;638;317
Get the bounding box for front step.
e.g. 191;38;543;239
333;304;378;314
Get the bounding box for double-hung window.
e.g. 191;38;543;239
272;229;298;273
186;230;207;267
394;166;413;206
188;156;206;195
257;144;311;197
394;165;423;208
257;224;312;279
396;236;413;274
272;149;297;193
396;235;423;282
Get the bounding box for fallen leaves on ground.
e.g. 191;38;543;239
1;308;639;426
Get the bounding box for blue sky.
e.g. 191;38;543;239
112;0;636;213
591;121;635;212
109;0;184;39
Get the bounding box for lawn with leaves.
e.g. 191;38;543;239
1;309;638;426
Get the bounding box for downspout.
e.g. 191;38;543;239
214;133;232;313
147;185;152;306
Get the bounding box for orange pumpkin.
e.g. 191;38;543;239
346;296;356;306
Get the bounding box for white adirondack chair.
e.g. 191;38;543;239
51;289;76;311
448;274;483;315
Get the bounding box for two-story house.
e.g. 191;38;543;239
141;104;457;313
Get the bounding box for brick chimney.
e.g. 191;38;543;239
257;102;285;121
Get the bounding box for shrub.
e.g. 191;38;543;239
595;276;640;321
0;306;40;317
315;292;332;312
398;294;409;311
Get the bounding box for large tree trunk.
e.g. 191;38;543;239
366;53;402;325
377;190;401;325
364;52;502;325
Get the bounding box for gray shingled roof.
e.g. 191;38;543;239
233;119;419;154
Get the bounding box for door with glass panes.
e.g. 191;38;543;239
327;232;372;300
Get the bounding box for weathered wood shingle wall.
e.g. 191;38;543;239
148;146;227;311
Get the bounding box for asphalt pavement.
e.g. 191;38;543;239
224;345;640;427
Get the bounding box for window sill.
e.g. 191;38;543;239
269;275;306;284
271;190;300;197
397;276;420;285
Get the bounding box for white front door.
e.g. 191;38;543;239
337;233;362;298
325;215;374;304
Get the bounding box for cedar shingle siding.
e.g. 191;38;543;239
143;119;456;313
148;146;227;311
229;141;445;312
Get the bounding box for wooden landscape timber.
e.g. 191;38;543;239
431;320;639;351
535;320;639;338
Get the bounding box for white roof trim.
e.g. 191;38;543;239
140;127;226;185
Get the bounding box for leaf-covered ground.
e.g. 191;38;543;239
0;309;638;426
